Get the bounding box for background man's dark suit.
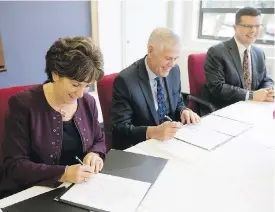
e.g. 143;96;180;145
202;37;274;110
111;57;186;150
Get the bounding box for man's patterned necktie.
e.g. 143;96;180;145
243;49;251;90
155;77;166;122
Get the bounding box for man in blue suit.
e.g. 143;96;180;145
111;27;200;150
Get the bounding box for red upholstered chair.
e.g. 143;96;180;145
187;53;215;116
0;84;36;167
97;73;118;151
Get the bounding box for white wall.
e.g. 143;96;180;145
96;0;274;93
97;0;122;75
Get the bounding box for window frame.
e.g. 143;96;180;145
0;34;7;72
198;1;275;45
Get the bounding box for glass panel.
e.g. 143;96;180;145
202;0;274;9
201;13;274;42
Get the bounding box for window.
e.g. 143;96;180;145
0;34;7;72
198;0;274;45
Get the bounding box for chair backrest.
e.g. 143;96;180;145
187;53;207;110
97;73;118;151
188;53;207;97
0;84;36;166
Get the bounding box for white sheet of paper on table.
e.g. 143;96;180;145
60;173;151;212
174;125;232;150
200;114;252;136
213;101;275;125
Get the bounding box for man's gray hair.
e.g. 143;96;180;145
147;27;180;51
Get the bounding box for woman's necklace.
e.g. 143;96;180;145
60;108;67;118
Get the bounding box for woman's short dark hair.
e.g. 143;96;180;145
45;36;104;83
235;7;261;24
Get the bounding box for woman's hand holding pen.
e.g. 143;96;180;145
83;152;104;174
59;164;94;184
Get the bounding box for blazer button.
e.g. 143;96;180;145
50;154;53;158
52;142;55;145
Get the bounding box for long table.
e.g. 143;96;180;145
1;101;274;212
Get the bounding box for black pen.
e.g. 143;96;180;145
75;156;84;165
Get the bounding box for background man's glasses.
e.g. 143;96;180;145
237;24;264;29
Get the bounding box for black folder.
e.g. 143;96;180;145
1;187;88;212
101;150;167;184
2;150;167;212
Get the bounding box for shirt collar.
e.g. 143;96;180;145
234;36;251;54
145;56;158;81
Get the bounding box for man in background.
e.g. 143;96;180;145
202;7;274;111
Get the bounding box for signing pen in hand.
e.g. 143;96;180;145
164;115;173;122
164;115;184;127
75;156;84;165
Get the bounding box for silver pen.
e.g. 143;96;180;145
164;115;184;127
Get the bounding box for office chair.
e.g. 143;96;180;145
97;73;118;151
187;53;215;116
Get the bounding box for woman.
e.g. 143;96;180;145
0;37;107;197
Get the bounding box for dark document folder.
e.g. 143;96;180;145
1;187;88;212
2;150;167;212
102;149;167;183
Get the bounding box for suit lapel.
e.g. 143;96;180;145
227;38;244;87
250;47;257;89
137;58;159;125
164;76;174;115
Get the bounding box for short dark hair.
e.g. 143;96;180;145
235;7;261;24
45;36;104;83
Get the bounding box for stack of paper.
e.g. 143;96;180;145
59;173;151;212
174;114;252;150
175;124;231;150
200;114;252;136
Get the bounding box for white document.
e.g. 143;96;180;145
200;114;252;136
60;173;151;212
213;101;275;124
174;125;232;150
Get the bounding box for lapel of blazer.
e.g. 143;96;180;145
250;46;258;89
137;57;159;125
227;37;244;87
164;73;174;115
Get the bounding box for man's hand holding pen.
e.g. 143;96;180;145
146;121;178;141
146;109;200;141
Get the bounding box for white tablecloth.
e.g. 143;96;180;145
1;101;274;212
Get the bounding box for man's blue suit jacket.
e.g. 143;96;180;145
111;56;186;150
